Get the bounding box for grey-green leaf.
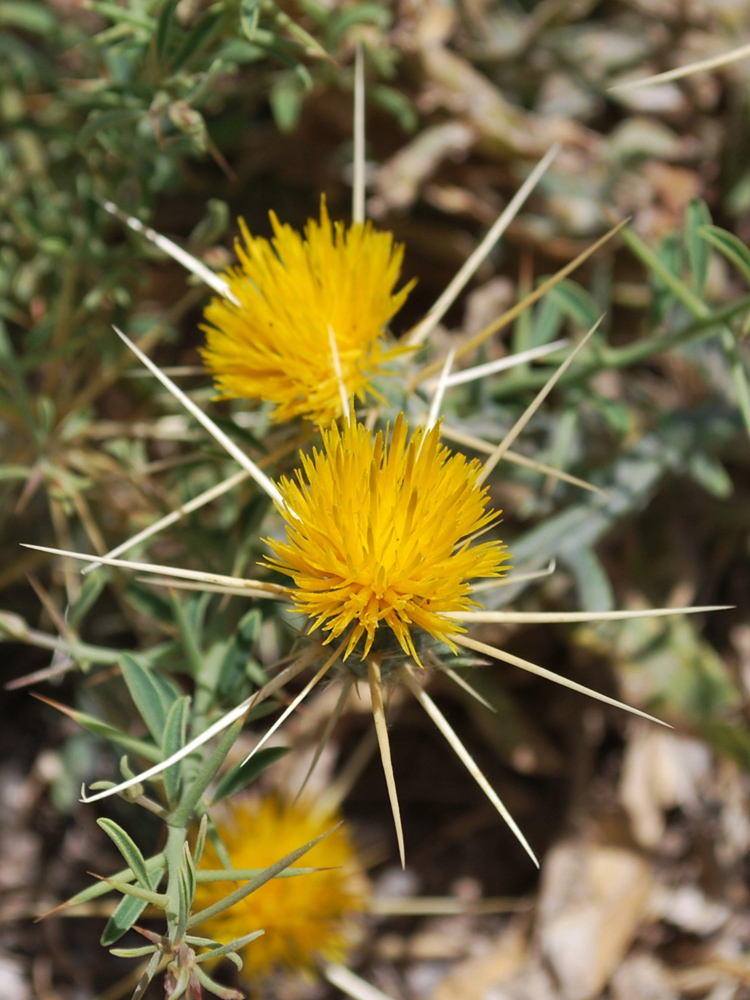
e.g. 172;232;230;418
101;894;149;947
162;695;190;805
212;746;290;803
155;0;180;63
698;224;750;286
120;654;173;743
685;199;712;295
97;818;151;888
548;279;601;331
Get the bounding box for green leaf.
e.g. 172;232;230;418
531;296;564;349
547;279;600;331
0;1;57;35
170;591;205;680
0;464;30;481
586;615;740;723
99;874;166;906
652;231;684;324
162;696;191;805
69;571;108;630
120;654;174;743
109;945;157;958
240;0;261;38
170;6;225;71
77;110;143;149
686;452;733;498
269;71;306;132
188;198;230;246
124;580;174;625
193;965;243;999
132;953;163;1000
195;929;263;964
177;843;197;939
101;894;150;947
97;819;151;888
155;0;180;63
212;746;290;803
698;224;750;286
194;813;208;865
194;866;315;882
60;853;165;909
370;84;418;132
619;226;704;318
216;608;263;701
561;545;614;612
32;695;162;762
685;199;712;295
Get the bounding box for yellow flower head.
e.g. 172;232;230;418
194;796;365;980
201;200;414;425
266;415;510;663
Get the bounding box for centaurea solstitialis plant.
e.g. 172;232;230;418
22;50;731;1000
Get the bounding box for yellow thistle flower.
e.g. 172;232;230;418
194;796;366;981
266;414;511;663
200;200;414;425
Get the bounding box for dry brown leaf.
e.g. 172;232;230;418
372;122;476;213
537;842;653;1000
430;919;529;1000
610;953;678;1000
619;722;712;849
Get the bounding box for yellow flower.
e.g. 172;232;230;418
266;415;510;663
201;200;414;425
194;796;365;980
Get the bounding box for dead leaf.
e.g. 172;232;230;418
430;919;529;1000
620;722;712;848
373;122;476;213
538;842;653;1000
649;884;730;936
611;953;678;1000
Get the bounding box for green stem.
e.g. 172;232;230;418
170;718;244;829
164;824;188;940
491;294;750;401
620;227;750;435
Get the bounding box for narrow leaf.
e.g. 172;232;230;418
196;930;263;963
212;746;290;803
194;813;208;865
109;945;157;958
120;654;172;743
162;696;190;805
170;7;224;70
40;854;165;916
32;695;161;762
698;224;750;286
132;950;163;1000
685;199;711;295
101;895;150;947
155;0;180;62
77;109;142;148
548;279;600;331
95;874;165;906
97;819;151;888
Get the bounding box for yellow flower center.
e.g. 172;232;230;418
266;415;510;662
201;200;414;425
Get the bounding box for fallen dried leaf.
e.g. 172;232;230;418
538;842;653;1000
